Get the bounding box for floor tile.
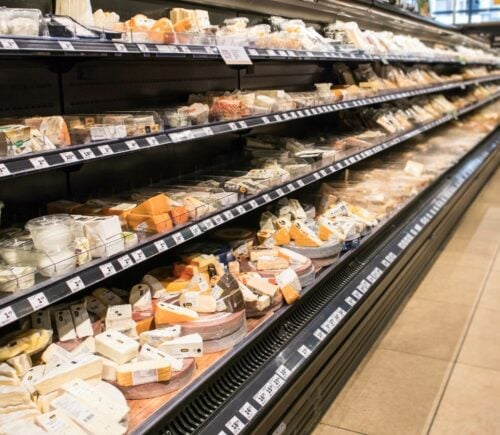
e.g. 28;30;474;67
434;237;498;271
321;349;450;435
478;271;500;312
414;263;488;306
312;423;364;435
458;307;500;371
429;364;500;435
379;298;472;361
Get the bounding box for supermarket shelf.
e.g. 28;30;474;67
0;91;496;328
136;127;499;435
1;75;498;181
0;36;497;65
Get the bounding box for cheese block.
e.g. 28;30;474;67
84;296;107;319
289;221;323;247
210;273;245;313
126;212;173;233
250;247;279;262
159;333;203;358
0;403;36;414
179;292;217;313
50;392;126;435
190;254;217;272
0;420;46;435
0;329;52;362
228;261;240;275
0;375;19;386
0;363;17;378
92;288;125;306
273;227;291;245
6;354;32;377
105;305;133;331
100;357;118;382
289;199;307;220
70;303;94;339
22;365;45;394
116;360;171;387
135;317;154;335
130;284;152;309
256;295;271;311
35;354;103;394
155;302;198;326
0;385;31;407
246;277;280;299
61;378;129;422
130;194;170;215
138;344;183;372
55;309;77;342
71;337;96;356
276;268;301;304
139;326;181;347
84;216;124;258
317;216;345;243
31;310;51;331
44;346;73;374
36;409;87;435
256;255;289;271
95;330;139;364
170;204;189;225
42;343;69;363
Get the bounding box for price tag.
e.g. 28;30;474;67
61;151;78;163
0;164;10;176
79;148;96;160
306;51;313;57
58;41;75;51
313;172;321;180
130;250;145;263
236;205;246;215
314;328;326;341
262;117;270;125
213;215;224;225
311;108;318;115
28;292;49;311
218;46;252;65
276;188;284;196
239;402;257;421
180;46;191;53
137;44;149;53
345;296;356;307
98;145;113;156
0;38;18;49
274;114;282;121
282;113;290;120
154;240;168;252
203;127;214;136
249;200;258;209
304;109;312;116
248;48;259;56
228;123;238;131
169;131;194;142
117;255;134;269
266;49;277;56
66;276;85;293
29;156;49;169
126;140;140;150
287;50;296;57
172;233;185;245
156;44;178;53
263;194;271;202
225;416;245;434
189;224;202;237
238;121;248;129
100;263;116;277
352;290;363;300
224;210;234;220
0;306;17;326
298;345;312;358
146;136;159;146
114;43;127;52
297;179;305;187
287;183;295;191
202;219;214;230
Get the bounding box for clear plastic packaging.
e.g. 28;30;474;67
0;8;44;37
0;239;34;266
26;214;74;252
0;264;36;293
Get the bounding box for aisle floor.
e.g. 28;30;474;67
313;168;500;435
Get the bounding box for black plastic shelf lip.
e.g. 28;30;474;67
199;135;498;435
0;93;495;328
0;76;497;181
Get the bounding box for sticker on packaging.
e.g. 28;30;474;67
132;368;158;385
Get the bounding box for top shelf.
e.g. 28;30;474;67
0;36;497;66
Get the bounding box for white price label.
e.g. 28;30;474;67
172;233;185;245
249;200;258;209
28;292;49;311
287;50;296;57
225;416;245;435
189;225;201;237
98;145;113;155
126;140;140;150
263;194;271;202
274;114;282;121
218;46;252;65
267;49;277;56
239;402;257;421
154;240;168;252
282;113;290;120
298;345;312;358
203;127;214;136
0;164;10;176
169;131;193;142
117;255;134;269
114;43;127;52
146;136;159;146
276;188;284;196
137;44;149;53
29;156;49;169
100;263;116;277
287;183;295;191
262;116;270;124
66;276;84;293
248;48;258;56
276;365;291;380
228;123;238;131
238;121;248;129
311;108;318;115
236;205;246;215
313;172;321;180
352;290;363;300
156;44;178;53
0;38;18;49
224;210;234;220
345;296;356;307
314;328;326;341
320;169;327;176
306;51;313;57
278;50;287;57
180;46;190;53
61;151;78;163
79;148;96;159
58;41;75;51
297;180;305;187
202;219;214;230
0;306;17;326
357;279;371;294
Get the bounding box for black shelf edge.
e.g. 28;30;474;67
0;89;496;330
0;36;498;66
0;75;498;181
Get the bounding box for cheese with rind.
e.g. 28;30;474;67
158;333;203;358
154;302;198;326
139;326;181;347
95;330;139;364
138;344;183;371
116;360;171;387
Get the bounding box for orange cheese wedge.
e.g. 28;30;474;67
155;302;198;325
127;212;172;233
131;194;170;215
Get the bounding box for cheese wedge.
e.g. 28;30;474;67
84;296;107;319
116;360;171;387
71;337;96;356
93;288;125;306
276;268;301;304
135;317;154;335
158;333;203;358
155;302;198;326
105;305;133;332
170;205;189;225
250;247;279;262
273;227;291;245
36;409;87;435
31;310;51;331
130;284;152;308
70;303;94;339
130;194;170;215
139;326;181;347
289;221;323;247
138;344;183;371
256;255;289;271
100;357;118;382
190;254;217;272
246;277;280;299
179;292;217;313
95;330;139;365
126;212;173;233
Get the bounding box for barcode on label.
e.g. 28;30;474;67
239;402;257;421
118;255;134;269
28;292;49;310
66;276;85;293
100;263;116;277
314;328;326;341
172;233;185;244
0;306;17;326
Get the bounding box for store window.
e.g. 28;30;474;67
430;0;500;24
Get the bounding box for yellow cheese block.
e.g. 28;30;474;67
273;227;290;245
164;278;190;293
155;302;199;326
135;317;154;335
281;283;300;304
289;222;323;247
116;360;171;387
257;230;273;244
131;194;170;215
126;212;173;233
318;223;334;241
190;254;217;272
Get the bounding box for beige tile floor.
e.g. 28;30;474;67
314;168;500;435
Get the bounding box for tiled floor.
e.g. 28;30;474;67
314;168;500;435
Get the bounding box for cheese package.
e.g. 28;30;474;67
0;329;52;362
36;409;87;435
55;309;77;342
116;360;171;387
50;392;126;435
276;268;301;304
44;346;73;374
84;216;124;258
100;357;118;382
159;333;203;358
42;343;70;364
289;221;323;247
139;326;181;347
93;288;125;306
95;330;139;364
84;296;108;318
105;304;133;332
155;302;199;326
35;353;103;395
246;277;280;299
61;379;129;422
129;284;153;319
102;202;136;227
31;310;52;331
70;303;94;339
126;212;173;233
71;337;96;356
250;247;279;262
256;255;289;271
6;353;32;377
179;292;217;313
130;194;170;215
0;385;31;407
138;344;183;371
